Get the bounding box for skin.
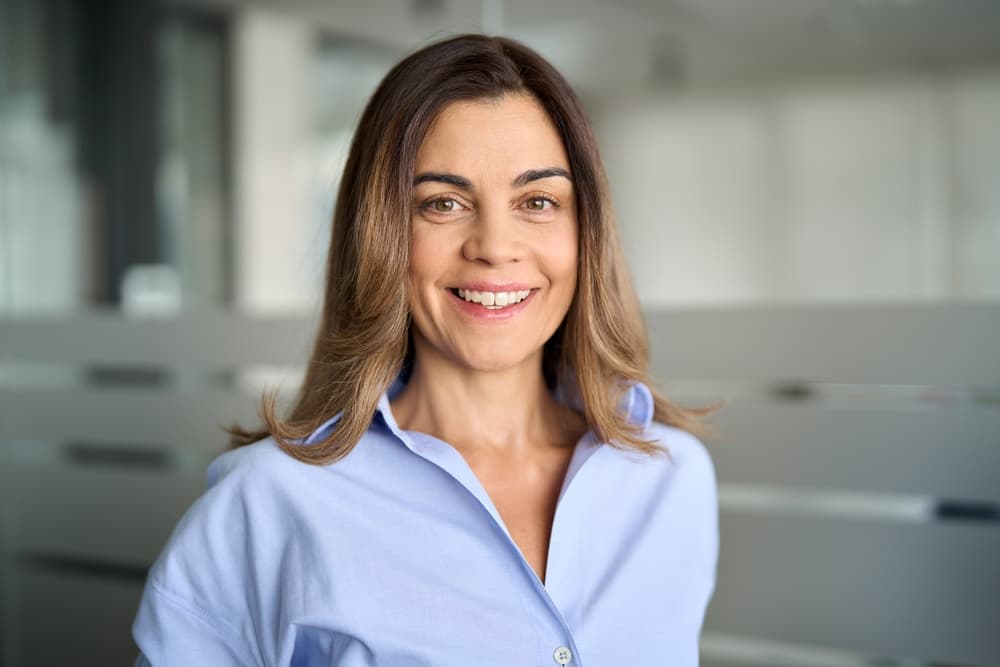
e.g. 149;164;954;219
390;93;587;583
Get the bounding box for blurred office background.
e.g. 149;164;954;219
1;0;998;665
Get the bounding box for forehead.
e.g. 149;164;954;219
415;94;570;173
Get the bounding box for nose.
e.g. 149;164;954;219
461;203;523;265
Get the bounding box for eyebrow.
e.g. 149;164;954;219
413;172;473;190
412;167;572;191
512;167;572;187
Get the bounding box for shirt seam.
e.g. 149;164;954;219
147;579;260;667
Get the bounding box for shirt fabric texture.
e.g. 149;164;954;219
132;378;719;666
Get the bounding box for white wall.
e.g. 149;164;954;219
595;69;1000;306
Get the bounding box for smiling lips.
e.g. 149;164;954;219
453;287;532;309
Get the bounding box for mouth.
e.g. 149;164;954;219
448;287;534;310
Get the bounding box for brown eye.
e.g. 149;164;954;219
432;198;455;212
525;197;553;211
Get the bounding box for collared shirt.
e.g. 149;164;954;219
132;380;718;666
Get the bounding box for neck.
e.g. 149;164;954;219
390;348;582;459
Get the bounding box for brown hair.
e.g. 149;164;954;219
229;33;711;464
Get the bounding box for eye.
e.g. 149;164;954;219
430;197;457;212
418;196;466;216
524;196;557;212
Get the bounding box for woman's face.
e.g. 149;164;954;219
408;93;578;374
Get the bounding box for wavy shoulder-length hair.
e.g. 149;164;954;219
229;33;710;464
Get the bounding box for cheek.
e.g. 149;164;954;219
408;226;447;291
406;232;437;335
408;229;431;284
550;226;579;293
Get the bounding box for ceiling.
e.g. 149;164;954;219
167;0;1000;91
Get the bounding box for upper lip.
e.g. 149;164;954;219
451;282;536;292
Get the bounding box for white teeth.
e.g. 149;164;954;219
456;288;531;308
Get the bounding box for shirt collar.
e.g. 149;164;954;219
305;373;654;446
620;379;654;430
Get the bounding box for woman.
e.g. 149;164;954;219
133;34;718;666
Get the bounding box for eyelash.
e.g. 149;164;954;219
419;197;466;215
418;194;560;216
523;195;559;212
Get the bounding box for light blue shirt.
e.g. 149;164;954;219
133;380;718;666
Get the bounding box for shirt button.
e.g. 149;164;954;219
553;646;573;665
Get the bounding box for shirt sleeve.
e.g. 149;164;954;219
688;432;720;627
132;446;266;666
133;580;257;667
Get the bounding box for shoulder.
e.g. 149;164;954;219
603;422;718;546
614;381;715;480
136;427;400;662
148;441;281;576
606;421;716;486
605;422;719;580
647;421;716;479
134;439;290;664
147;426;394;591
205;435;297;489
595;421;718;513
203;426;378;494
649;422;717;510
145;436;338;603
647;422;719;557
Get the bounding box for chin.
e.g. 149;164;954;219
461;356;528;374
453;347;536;374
